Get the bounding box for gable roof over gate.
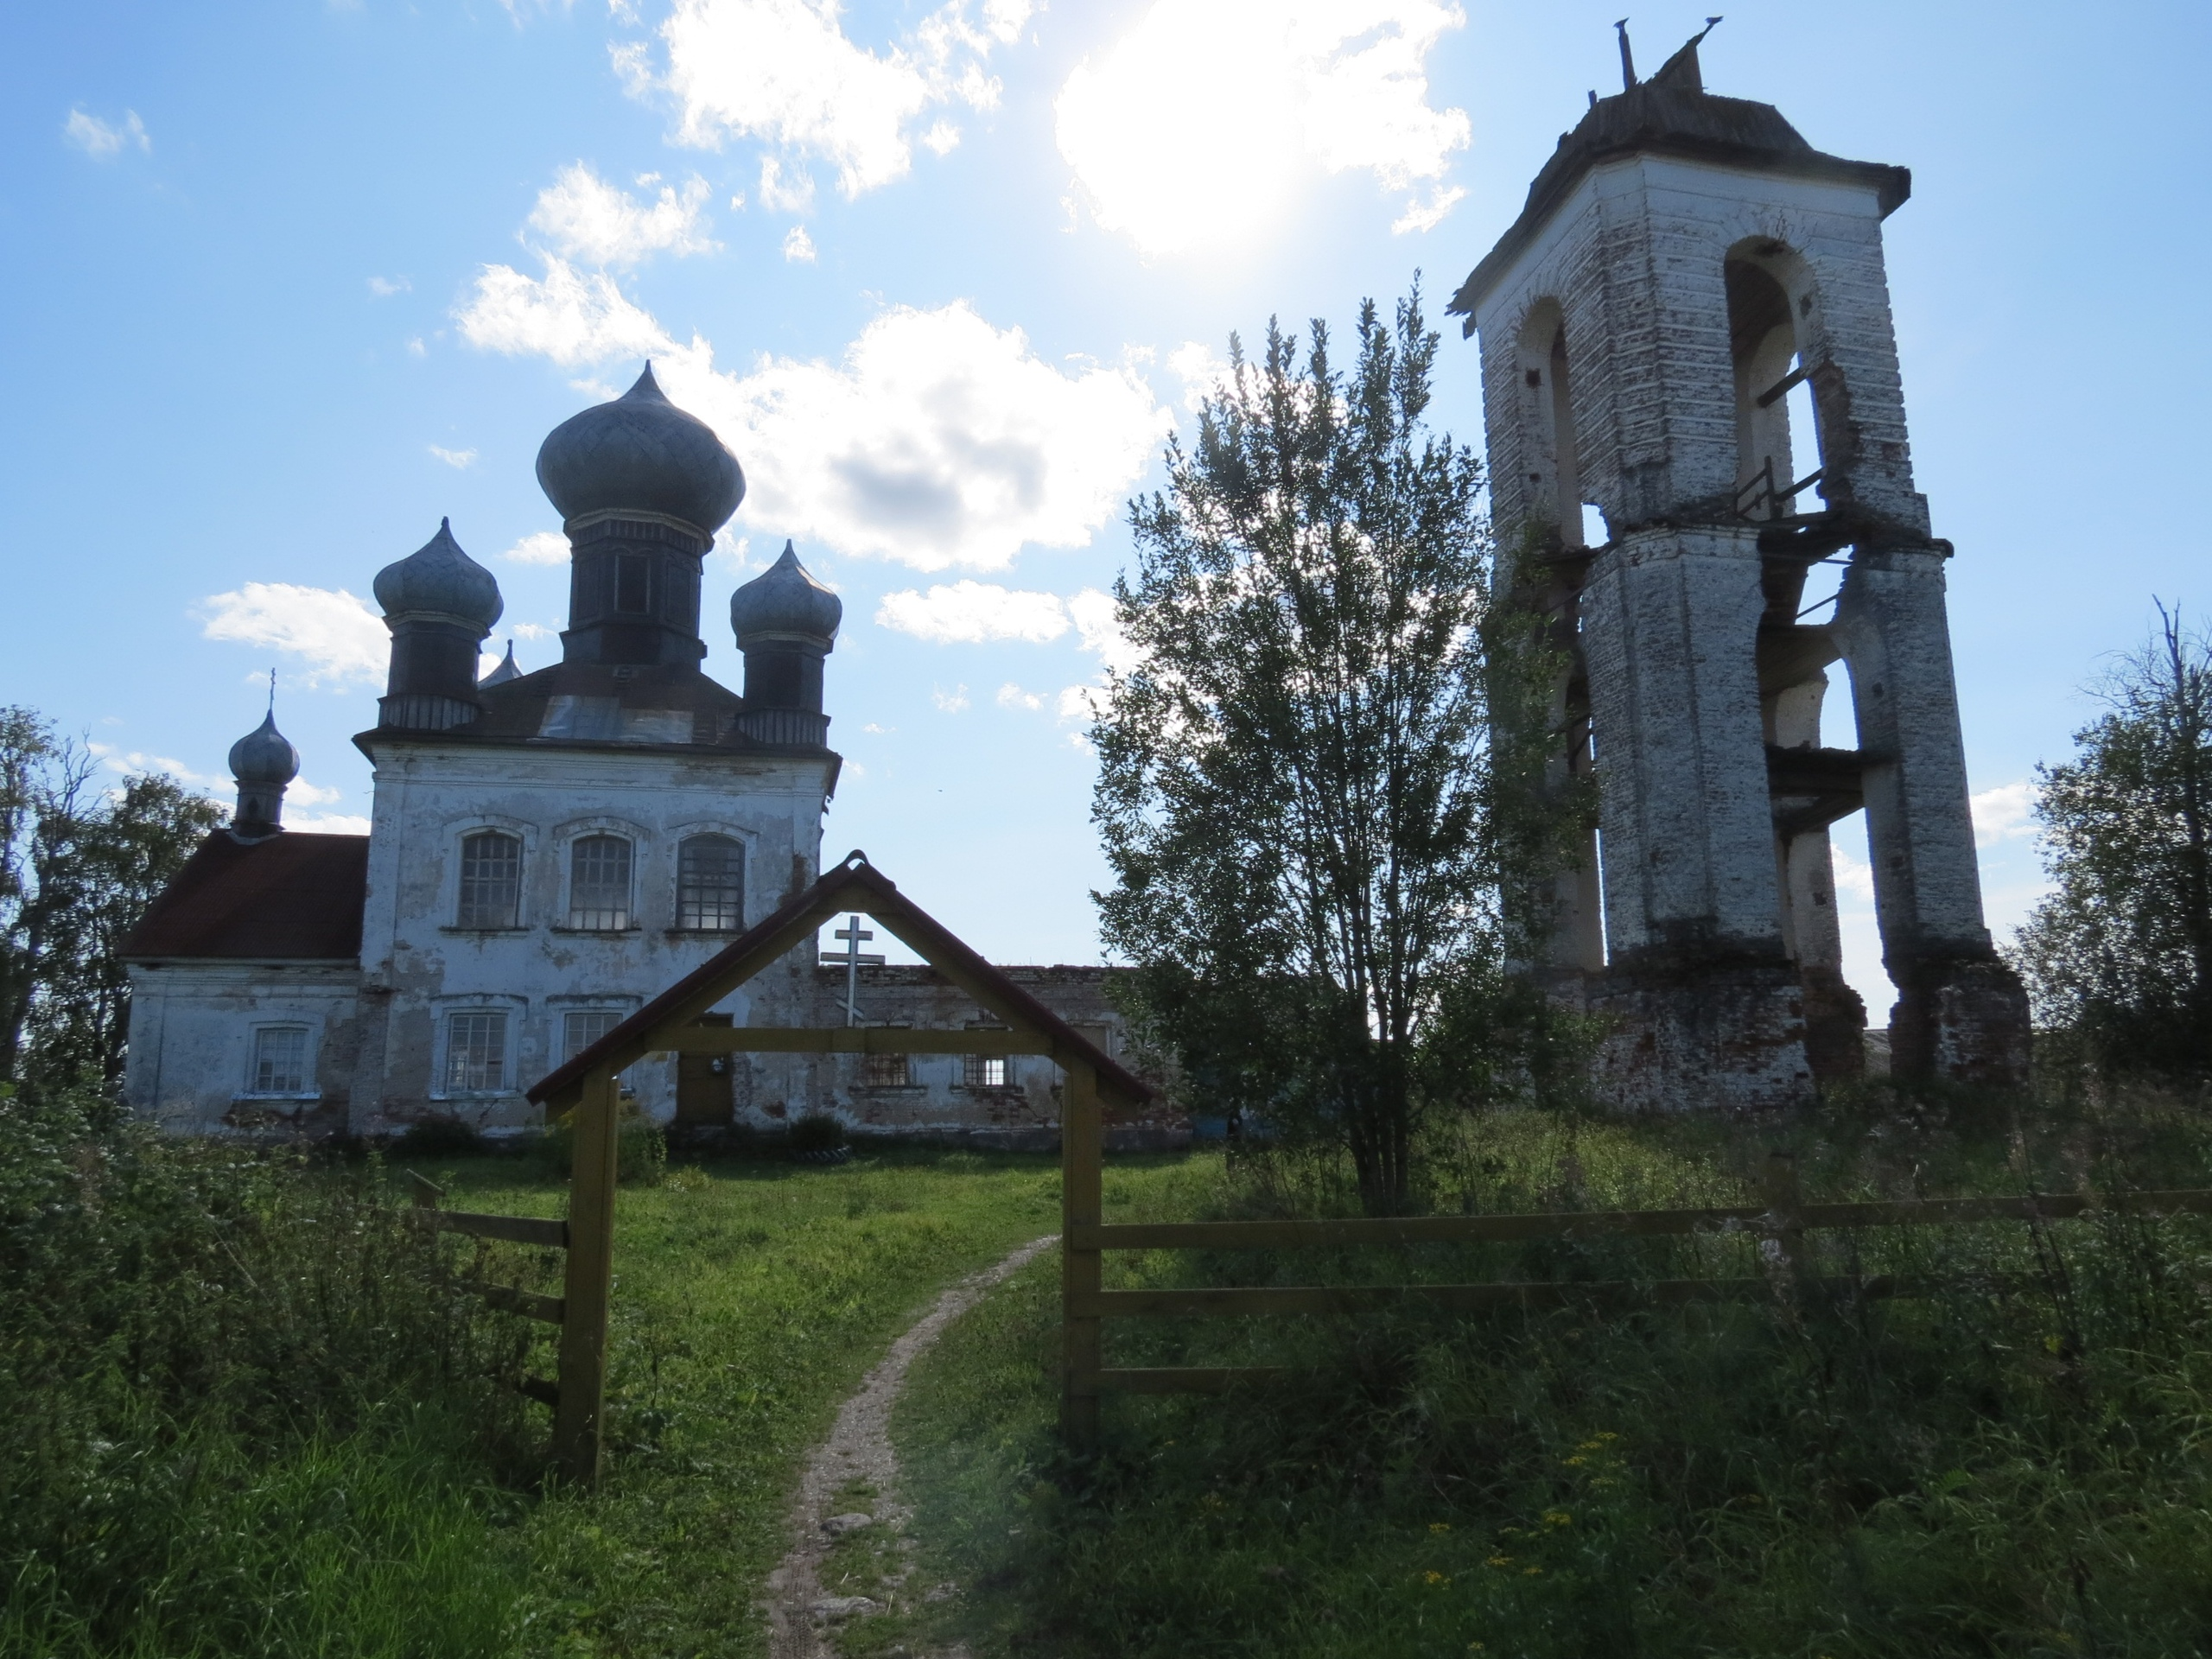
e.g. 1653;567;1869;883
528;851;1152;1110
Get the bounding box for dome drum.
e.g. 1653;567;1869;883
373;520;503;730
227;709;300;840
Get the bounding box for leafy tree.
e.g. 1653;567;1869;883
1091;287;1572;1216
2013;605;2212;1077
0;708;222;1095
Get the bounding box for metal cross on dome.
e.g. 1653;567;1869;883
820;912;885;1027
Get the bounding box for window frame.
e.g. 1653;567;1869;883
454;828;524;931
240;1022;315;1098
565;832;637;932
434;1006;515;1098
673;832;747;933
439;816;537;934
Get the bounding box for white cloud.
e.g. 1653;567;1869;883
528;162;718;267
1970;781;2037;849
1065;586;1137;674
758;154;817;212
455;257;676;367
639;0;1031;201
782;223;817;263
503;531;571;565
1390;184;1465;235
289;813;374;836
90;747;227;793
196;583;388;689
65;108;149;159
996;682;1044;710
1832;842;1878;904
462;238;1160;571
406;337;428;358
931;682;970;712
1055;1;1469;256
512;621;559;639
429;444;478;469
368;275;411;297
289;779;346;807
658;302;1163;571
876;581;1071;644
1167;340;1234;413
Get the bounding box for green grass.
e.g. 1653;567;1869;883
880;1093;2212;1659
2;1096;1129;1659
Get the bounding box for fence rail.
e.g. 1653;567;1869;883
407;1172;569;1392
1058;1150;2212;1422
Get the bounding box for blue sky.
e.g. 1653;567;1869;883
4;0;2207;1017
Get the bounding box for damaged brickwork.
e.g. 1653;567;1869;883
1449;32;2029;1109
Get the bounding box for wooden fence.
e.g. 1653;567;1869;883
1058;1147;2212;1425
406;1171;569;1408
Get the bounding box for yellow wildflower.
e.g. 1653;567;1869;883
1424;1570;1451;1586
1429;1522;1452;1534
1563;1455;1586;1466
1485;1554;1514;1569
1522;1567;1543;1576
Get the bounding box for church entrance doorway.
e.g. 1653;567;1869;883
673;1013;734;1127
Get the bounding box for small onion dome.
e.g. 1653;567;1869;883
535;363;745;536
730;541;842;647
372;518;504;630
480;640;522;686
228;710;301;786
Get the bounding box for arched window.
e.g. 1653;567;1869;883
677;835;745;931
457;830;522;929
569;835;633;931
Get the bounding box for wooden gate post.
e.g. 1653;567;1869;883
1060;1057;1103;1451
554;1067;620;1485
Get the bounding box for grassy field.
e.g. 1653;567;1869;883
873;1091;2212;1659
1;1100;1113;1659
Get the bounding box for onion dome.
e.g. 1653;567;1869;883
372;518;504;630
535;363;746;536
480;640;522;687
228;710;301;785
730;542;842;647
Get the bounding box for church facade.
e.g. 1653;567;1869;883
122;370;1147;1143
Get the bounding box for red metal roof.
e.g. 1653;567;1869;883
123;831;368;962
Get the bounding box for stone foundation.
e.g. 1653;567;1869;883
1888;955;2031;1089
1589;956;1816;1113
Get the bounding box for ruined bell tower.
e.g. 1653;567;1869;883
1449;27;2031;1109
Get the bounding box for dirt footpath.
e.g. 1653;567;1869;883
763;1235;1056;1659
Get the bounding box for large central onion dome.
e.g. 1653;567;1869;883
372;518;504;630
535;363;745;536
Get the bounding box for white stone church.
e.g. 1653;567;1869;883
123;369;1141;1144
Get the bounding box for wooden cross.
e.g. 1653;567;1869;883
819;913;885;1027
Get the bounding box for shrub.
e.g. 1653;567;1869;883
395;1115;486;1157
0;1088;532;1653
788;1111;849;1154
542;1099;667;1185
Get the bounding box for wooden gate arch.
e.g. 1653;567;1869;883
526;850;1152;1484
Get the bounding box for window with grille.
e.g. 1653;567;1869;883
457;830;522;929
569;835;633;930
444;1011;508;1093
861;1052;911;1088
249;1026;308;1094
963;1053;1008;1088
563;1008;622;1062
677;835;744;931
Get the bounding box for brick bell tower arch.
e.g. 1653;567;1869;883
1449;25;2030;1109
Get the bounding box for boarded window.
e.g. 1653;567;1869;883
677;835;745;931
963;1053;1008;1088
250;1026;308;1094
457;830;521;929
569;835;633;930
445;1011;508;1093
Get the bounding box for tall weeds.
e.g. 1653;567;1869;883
0;1090;535;1656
